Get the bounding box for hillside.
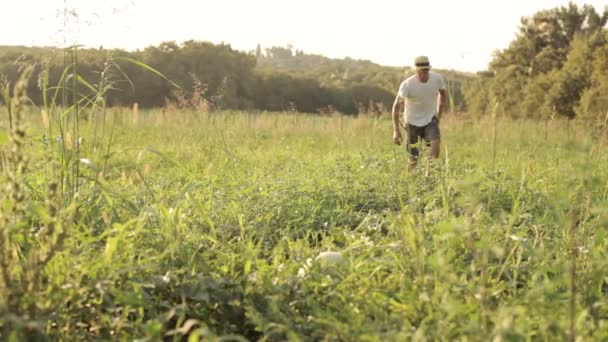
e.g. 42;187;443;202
0;43;471;114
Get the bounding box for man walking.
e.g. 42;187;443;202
392;56;447;170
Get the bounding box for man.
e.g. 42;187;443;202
392;56;447;170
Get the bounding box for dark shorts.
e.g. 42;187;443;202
407;117;440;157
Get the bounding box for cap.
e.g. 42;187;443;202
414;56;431;69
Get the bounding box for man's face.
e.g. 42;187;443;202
416;68;430;82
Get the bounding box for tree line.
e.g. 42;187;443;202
0;41;470;115
4;3;602;119
463;3;608;121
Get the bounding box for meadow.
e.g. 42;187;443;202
1;98;608;340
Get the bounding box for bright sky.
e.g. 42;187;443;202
2;0;606;72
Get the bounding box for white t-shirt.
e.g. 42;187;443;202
397;72;446;127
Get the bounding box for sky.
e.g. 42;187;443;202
2;0;606;72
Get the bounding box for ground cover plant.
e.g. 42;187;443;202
0;60;607;341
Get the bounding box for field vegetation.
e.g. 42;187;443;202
1;91;607;340
1;2;608;340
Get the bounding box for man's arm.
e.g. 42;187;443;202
392;95;404;145
437;89;447;120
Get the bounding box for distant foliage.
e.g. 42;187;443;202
256;46;470;114
0;42;471;115
462;3;608;121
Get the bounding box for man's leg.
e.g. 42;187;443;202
430;139;440;158
422;139;439;176
423;119;441;175
408;148;418;171
406;125;423;171
426;117;441;159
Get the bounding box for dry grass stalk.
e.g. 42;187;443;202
132;102;139;124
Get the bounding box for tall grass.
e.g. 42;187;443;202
1;66;607;340
0;47;181;339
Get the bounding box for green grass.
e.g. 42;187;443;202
1;106;608;341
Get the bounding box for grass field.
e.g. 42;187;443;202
1;105;608;341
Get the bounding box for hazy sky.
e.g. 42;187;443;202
2;0;606;72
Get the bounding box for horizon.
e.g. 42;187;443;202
0;41;480;74
2;0;606;73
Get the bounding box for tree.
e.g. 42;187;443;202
576;31;608;120
255;44;262;59
462;71;493;117
478;2;608;119
546;32;606;118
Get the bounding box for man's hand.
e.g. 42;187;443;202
433;115;440;125
393;130;402;145
392;95;404;146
